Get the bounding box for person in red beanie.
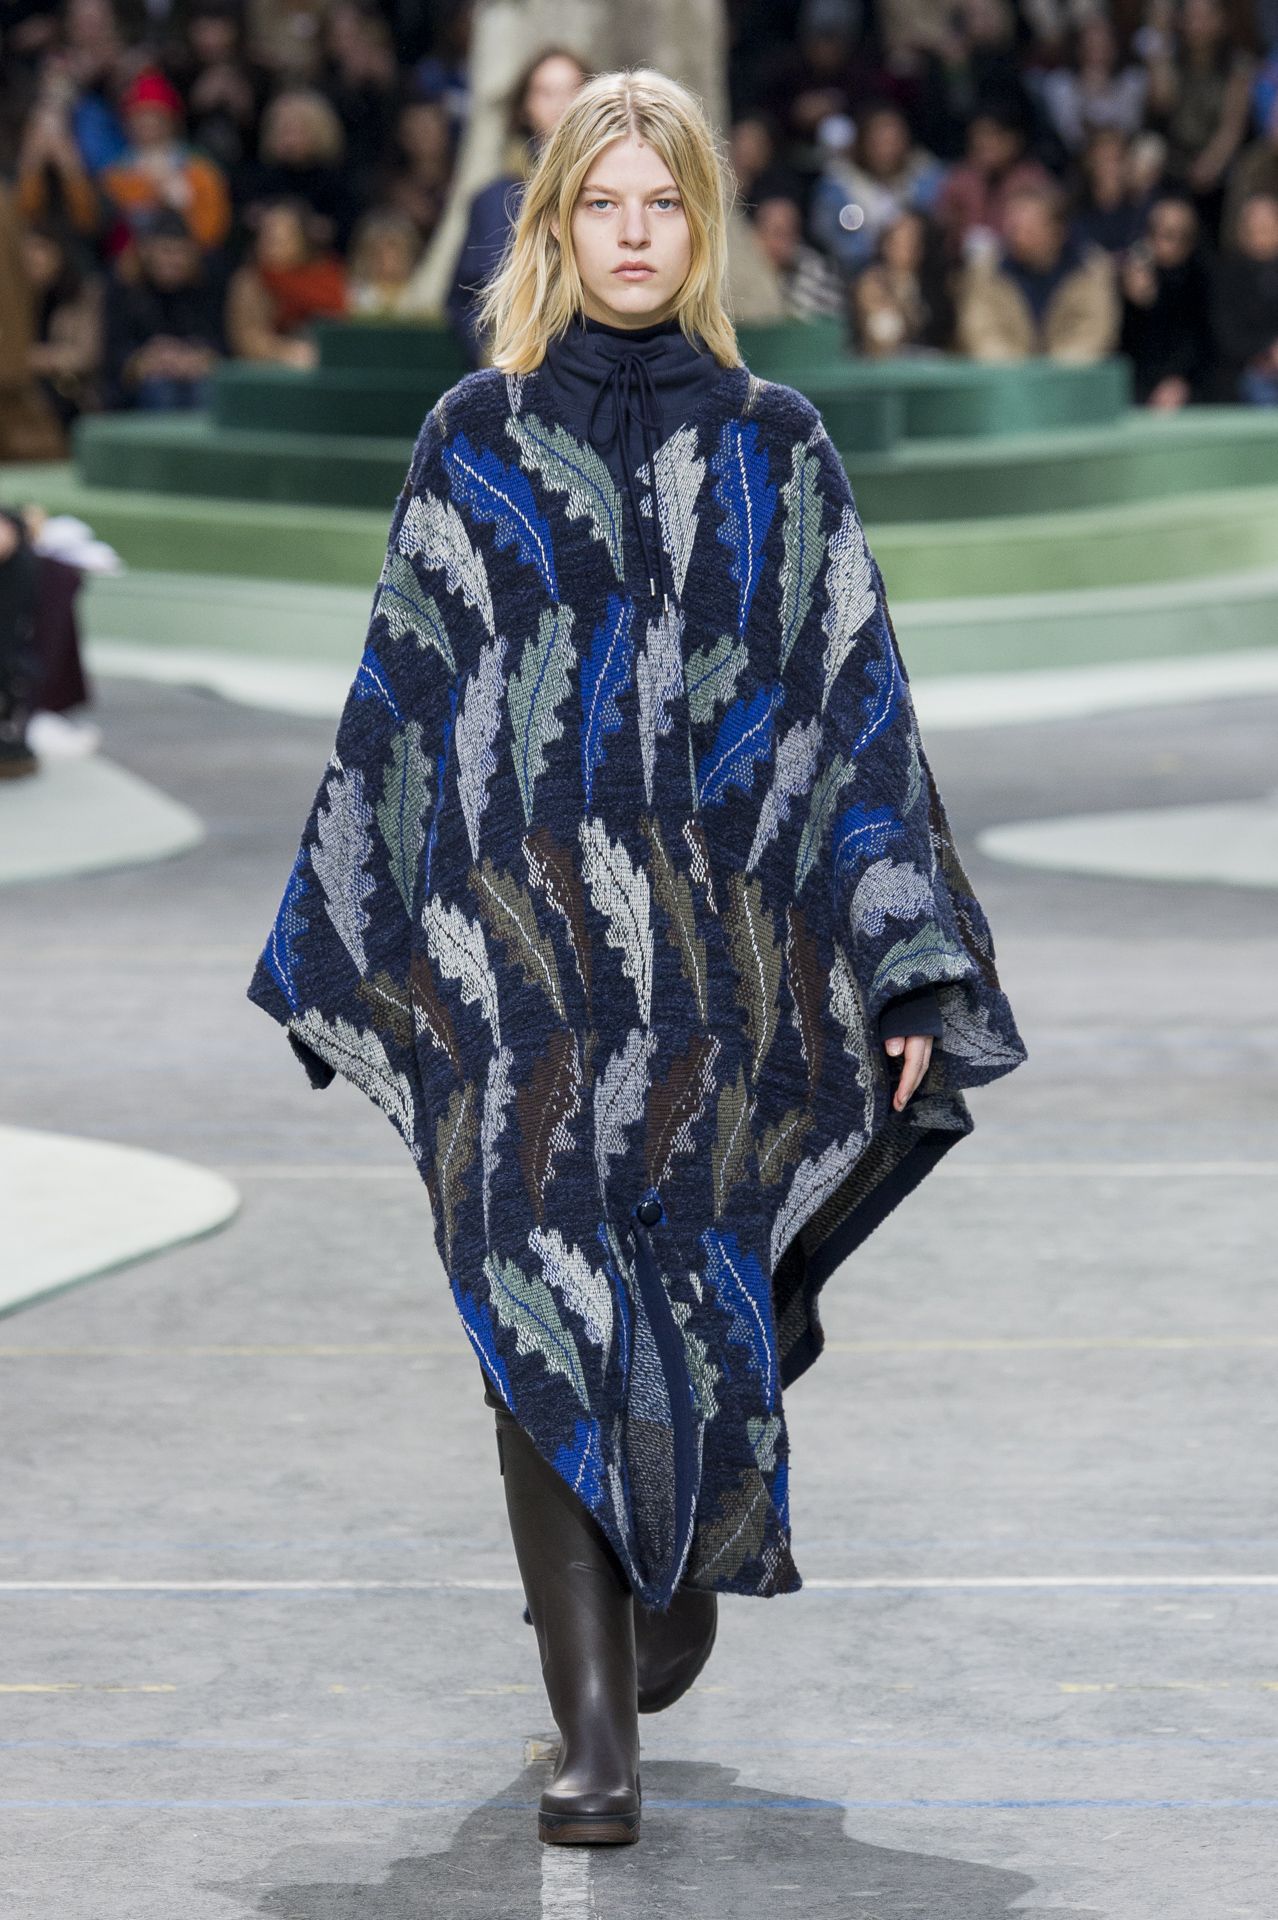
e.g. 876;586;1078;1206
99;67;233;256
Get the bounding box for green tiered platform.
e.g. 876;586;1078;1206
4;317;1277;679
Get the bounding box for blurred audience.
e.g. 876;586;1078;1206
1071;128;1154;255
235;88;359;254
347;206;424;313
98;67;232;255
1120;191;1212;402
935;106;1056;257
2;0;1278;419
20;215;104;424
753;192;845;317
956;182;1120;359
444;46;588;367
1211;188;1278;402
849;207;956;354
225;196;346;365
102;205;225;408
809;101;945;272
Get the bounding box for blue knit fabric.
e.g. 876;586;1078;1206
246;358;1027;1608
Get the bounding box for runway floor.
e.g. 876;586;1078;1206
1;673;1274;1919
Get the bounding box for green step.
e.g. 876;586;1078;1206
845;407;1278;522
13;457;1278;600
207;360;899;453
211;363;443;437
72;401;1278;525
74;413;411;512
314;319;471;378
79;559;1278;682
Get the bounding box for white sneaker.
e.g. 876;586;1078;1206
25;710;102;759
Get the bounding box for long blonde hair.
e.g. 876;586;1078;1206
474;67;743;374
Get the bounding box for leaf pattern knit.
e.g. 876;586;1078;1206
247;359;1028;1609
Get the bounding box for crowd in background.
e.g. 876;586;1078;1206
2;0;1278;450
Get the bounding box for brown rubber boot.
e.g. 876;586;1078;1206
492;1401;641;1845
635;1585;718;1713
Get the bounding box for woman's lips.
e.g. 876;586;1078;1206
614;264;654;275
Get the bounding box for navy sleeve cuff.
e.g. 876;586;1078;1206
877;983;944;1041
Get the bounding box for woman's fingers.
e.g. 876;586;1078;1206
889;1034;934;1110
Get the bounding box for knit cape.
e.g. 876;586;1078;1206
247;357;1027;1608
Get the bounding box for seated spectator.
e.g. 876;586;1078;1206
911;0;1039;162
1211;190;1278;404
19;216;104;426
0;179;68;460
809;101;945;274
1119;194;1212;406
1036;16;1148;154
58;0;131;177
322;1;399;202
935;106;1055;259
1223;92;1278;246
956;182;1120;360
225;197;346;366
102;205;225;409
849;207;955;355
752;193;845;319
347;208;424;315
98;67;233;258
164;0;270;177
235;88;361;255
1071;129;1154;257
730;113;804;211
0;507;40;782
379;96;454;240
15;55;102;242
1144;0;1255;240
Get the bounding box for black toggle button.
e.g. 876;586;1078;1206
635;1197;663;1228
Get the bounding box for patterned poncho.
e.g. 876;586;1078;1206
247;356;1027;1608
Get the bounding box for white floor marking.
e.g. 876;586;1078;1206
87;638;353;720
2;1576;1276;1593
540;1844;591;1919
912;646;1278;730
978;792;1278;888
0;753;202;885
0;1126;239;1314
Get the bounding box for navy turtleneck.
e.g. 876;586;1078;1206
537;311;726;613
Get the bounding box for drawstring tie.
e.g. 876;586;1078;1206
586;351;671;614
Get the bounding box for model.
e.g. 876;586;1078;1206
246;66;1028;1849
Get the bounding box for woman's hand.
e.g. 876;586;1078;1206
884;1033;933;1111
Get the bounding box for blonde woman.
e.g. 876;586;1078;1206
239;88;357;252
248;67;1026;1847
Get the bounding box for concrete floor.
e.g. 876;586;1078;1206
0;675;1275;1919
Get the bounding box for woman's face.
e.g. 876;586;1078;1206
523;54;586;139
397;100;449;166
1079;17;1115;69
257;205;309;268
268;99;320;165
862;110;909;178
367;229;416;283
552;132;692;329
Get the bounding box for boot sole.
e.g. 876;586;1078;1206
538;1807;640;1845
